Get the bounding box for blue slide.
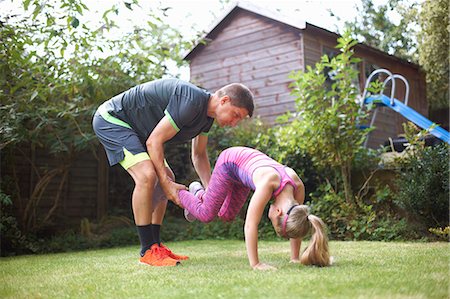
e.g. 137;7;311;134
364;94;450;144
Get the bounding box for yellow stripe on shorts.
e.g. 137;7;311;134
119;148;169;170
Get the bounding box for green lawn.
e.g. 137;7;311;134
1;240;448;298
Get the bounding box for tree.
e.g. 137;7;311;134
0;0;191;234
336;0;420;63
418;0;449;110
289;31;369;203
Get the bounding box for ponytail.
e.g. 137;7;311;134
300;215;331;267
278;205;331;267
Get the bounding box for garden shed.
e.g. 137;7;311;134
184;1;428;149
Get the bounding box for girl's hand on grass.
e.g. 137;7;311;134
252;263;277;271
289;259;301;264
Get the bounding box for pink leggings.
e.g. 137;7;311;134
179;162;252;222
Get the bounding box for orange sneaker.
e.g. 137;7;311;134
139;244;180;266
159;243;189;260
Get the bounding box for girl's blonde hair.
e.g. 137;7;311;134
275;205;331;267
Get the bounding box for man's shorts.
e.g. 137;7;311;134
92;107;170;205
92;107;169;168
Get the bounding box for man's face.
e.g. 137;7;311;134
216;96;249;127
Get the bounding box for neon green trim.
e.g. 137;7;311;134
164;110;180;132
100;110;132;129
119;148;170;170
119;148;150;170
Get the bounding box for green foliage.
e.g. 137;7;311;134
289;31;369;203
0;0;189;151
174;217;245;241
337;0;448;110
41;227;139;253
428;226;449;241
338;0;419;63
310;182;421;241
1;189;40;256
0;0;193;253
418;0;449;110
394;142;449;229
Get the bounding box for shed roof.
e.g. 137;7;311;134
183;1;305;60
183;1;419;69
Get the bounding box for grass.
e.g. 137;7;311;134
1;240;448;299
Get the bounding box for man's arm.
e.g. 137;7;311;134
244;185;276;270
191;134;211;188
146;116;186;205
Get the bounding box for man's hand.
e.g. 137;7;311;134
252;263;277;271
164;179;187;207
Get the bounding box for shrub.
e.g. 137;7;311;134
310;182;422;241
394;143;449;229
0;190;40;256
428;226;449;241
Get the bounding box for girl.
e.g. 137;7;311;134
174;146;331;270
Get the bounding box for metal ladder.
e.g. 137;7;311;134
359;69;410;148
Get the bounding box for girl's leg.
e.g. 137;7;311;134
179;163;235;223
217;182;250;222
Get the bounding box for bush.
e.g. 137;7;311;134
310;182;422;241
0;190;40;256
428;226;449;241
394;143;449;229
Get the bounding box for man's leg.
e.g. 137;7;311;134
92;112;178;266
151;167;174;234
126;160;158;254
126;159;179;266
152;167;189;260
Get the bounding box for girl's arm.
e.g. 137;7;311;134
289;171;305;262
244;185;275;270
289;238;302;263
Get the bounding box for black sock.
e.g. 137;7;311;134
151;224;161;245
137;224;156;257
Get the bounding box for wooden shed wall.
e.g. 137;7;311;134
189;10;303;124
301;26;426;148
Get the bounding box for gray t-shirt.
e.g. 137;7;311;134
103;78;213;144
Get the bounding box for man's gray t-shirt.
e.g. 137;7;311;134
102;78;213;144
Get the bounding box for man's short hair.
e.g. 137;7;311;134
217;83;254;117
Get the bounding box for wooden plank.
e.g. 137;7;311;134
202;25;289;53
194;58;302;90
219;11;263;33
97;146;108;220
257;93;295;107
192;54;302;87
204;72;295;93
258;103;296;117
194;32;299;65
258;100;296;112
191;40;301;73
215;17;274;42
303;35;322;67
191;49;299;76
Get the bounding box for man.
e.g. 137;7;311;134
92;78;254;266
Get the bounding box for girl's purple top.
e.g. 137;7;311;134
217;146;297;196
